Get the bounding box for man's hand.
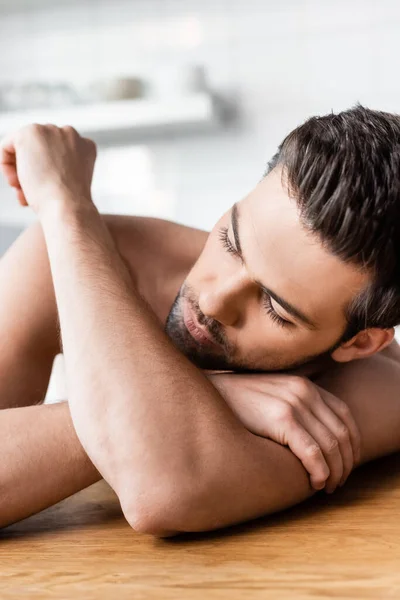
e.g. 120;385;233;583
0;124;97;214
208;372;361;493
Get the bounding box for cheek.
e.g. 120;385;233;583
237;313;320;363
234;311;288;356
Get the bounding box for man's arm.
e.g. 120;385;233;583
0;124;398;536
0;215;351;529
43;199;310;534
0;354;399;531
0;125;333;532
0;221;61;409
0;402;100;527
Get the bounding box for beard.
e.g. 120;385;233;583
165;283;237;371
165;283;342;373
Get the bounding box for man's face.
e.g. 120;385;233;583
166;168;370;372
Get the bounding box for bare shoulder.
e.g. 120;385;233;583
315;349;400;395
314;337;400;393
101;213;207;269
102;213;204;253
99;213;208;320
314;348;400;464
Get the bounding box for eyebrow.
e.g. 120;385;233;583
231;203;318;330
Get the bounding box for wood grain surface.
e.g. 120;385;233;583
1;452;400;599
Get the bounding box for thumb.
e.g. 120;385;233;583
1;162;21;190
16;188;28;206
0;135;21;190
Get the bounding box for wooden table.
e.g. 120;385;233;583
2;452;400;599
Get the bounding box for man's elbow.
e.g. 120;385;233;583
123;503;179;537
118;479;196;537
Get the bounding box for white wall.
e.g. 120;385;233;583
0;0;399;232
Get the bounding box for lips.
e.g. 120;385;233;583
183;302;220;347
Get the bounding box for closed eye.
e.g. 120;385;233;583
218;226;239;256
218;226;291;328
262;293;291;328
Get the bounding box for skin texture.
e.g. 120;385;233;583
0;124;399;535
0;212;398;531
166;168;391;372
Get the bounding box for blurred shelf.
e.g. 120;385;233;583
0;0;111;14
0;94;220;144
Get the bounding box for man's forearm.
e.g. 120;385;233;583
0;402;99;528
1;124;384;535
40;197;247;529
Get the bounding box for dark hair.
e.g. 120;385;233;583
265;104;400;342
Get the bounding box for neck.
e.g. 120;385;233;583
284;353;337;380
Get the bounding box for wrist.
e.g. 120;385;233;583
38;187;97;227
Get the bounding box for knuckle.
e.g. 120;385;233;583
337;424;350;442
16;123;42;144
286;393;303;410
305;444;322;459
288;375;313;399
337;401;351;419
274;403;296;424
325;437;339;454
43;123;58;133
89;139;97;156
26;123;42;135
62;124;77;136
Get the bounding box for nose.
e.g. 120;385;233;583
198;269;254;327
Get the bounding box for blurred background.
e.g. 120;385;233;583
0;0;399;251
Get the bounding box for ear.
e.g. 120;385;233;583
331;327;395;363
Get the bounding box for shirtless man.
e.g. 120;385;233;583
1;104;400;536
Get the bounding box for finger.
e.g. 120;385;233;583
309;405;353;491
0;135;16;172
1;162;20;189
62;124;78;134
83;136;97;160
317;386;361;464
296;409;344;493
0;134;22;190
0;133;16;163
315;385;362;468
307;393;355;489
16;188;28;206
284;417;330;490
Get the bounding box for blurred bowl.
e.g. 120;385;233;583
87;77;145;102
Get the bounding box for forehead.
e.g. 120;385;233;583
239;169;370;326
